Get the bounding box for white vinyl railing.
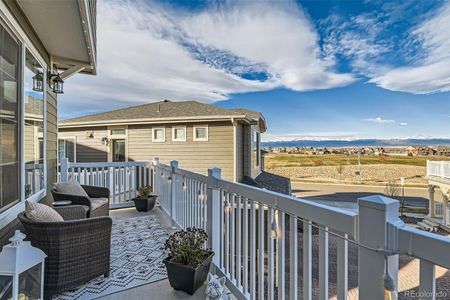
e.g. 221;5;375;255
59;158;153;208
427;160;450;180
154;158;450;300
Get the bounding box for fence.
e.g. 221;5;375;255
59;158;153;208
154;158;450;300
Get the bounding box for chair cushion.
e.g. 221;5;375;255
91;198;109;210
53;180;89;198
25;201;64;222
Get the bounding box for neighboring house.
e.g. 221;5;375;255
58;100;291;193
0;0;97;245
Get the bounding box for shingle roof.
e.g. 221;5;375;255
241;172;291;195
60;100;262;125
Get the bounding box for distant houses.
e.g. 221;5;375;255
263;145;450;156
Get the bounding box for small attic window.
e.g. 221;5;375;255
110;128;126;135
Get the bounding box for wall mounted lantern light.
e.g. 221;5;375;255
48;71;64;94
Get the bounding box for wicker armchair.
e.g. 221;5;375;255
18;205;112;299
51;184;110;217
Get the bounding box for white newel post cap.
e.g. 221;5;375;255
0;230;47;274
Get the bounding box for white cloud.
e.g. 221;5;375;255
399;122;408;126
370;2;450;94
365;117;395;124
60;0;354;118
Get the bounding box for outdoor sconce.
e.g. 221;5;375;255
32;71;44;92
0;230;47;300
101;137;110;146
167;176;172;183
48;71;64;94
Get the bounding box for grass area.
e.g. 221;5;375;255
265;153;450;168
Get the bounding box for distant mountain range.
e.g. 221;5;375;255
262;138;450;148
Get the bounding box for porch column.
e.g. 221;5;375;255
428;185;435;218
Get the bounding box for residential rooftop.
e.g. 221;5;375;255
59;100;266;130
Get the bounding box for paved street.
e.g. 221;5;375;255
291;182;441;209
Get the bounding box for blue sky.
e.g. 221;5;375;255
60;0;450;141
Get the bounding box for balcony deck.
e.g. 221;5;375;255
93;207;207;300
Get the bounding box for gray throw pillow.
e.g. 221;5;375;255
53;180;89;198
25;201;64;222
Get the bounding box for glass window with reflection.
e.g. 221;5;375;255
0;24;20;212
24;49;45;198
58;139;75;163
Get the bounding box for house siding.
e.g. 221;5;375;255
59;121;236;180
128;121;235;180
59;127;109;162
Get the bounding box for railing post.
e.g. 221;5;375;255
152;157;159;195
60;158;69;182
207;167;221;267
358;195;399;300
170;160;178;228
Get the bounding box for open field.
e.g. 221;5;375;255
265;154;450;185
265;153;450;168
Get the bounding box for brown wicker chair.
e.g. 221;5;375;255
18;205;112;299
51;184;110;217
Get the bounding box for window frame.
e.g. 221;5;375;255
152;127;166;142
193;125;209;142
172;126;186;142
0;7;48;228
58;137;77;163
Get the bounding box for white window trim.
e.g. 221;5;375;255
172;126;186;142
193;125;209;142
152;127;166;142
0;6;48;229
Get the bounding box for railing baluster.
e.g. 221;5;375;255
231;193;236;284
243;197;249;296
289;216;298;300
250;200;256;300
225;192;230;277
268;208;275;300
258;203;265;300
303;220;312;300
220;190;225;271
319;226;329;300
236;195;242;290
419;259;436;300
337;233;348;300
277;211;286;300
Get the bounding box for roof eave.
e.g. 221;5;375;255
59;115;248;128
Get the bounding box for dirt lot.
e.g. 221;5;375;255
265;154;450;185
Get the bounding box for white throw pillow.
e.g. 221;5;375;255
25;201;64;222
53;180;89;198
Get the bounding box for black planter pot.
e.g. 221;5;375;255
164;251;214;295
133;195;157;212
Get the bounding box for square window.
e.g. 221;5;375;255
152;128;165;142
194;126;208;141
172;127;186;141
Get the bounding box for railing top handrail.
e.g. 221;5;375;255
155;160;357;236
396;223;450;269
155;162;209;183
214;177;358;237
67;161;150;168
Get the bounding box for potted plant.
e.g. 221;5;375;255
164;228;214;295
133;185;157;212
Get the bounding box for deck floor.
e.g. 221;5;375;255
97;206;208;300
